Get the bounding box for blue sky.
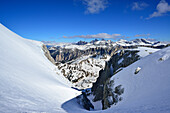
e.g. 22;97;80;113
0;0;170;42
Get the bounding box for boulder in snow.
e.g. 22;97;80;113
134;67;141;74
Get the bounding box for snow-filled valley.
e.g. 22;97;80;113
0;23;170;113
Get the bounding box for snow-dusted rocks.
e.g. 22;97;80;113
58;54;110;89
158;49;170;61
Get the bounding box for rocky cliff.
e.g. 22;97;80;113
87;50;140;110
42;44;55;64
49;46;128;63
55;46;125;89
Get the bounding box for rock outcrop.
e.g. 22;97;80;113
49;46;125;63
76;41;88;45
77;92;94;110
42;44;55;64
90;49;140;110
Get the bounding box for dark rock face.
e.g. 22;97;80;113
91;50;140;110
90;39;99;44
50;46;124;63
110;50;140;70
77;92;94;111
42;44;55;64
92;62;111;102
102;80;124;110
76;41;88;45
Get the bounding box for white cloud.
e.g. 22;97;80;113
134;34;151;37
132;2;148;10
147;0;170;19
63;33;125;39
83;0;108;14
63;33;152;39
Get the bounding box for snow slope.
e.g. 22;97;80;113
0;24;81;113
107;46;170;113
126;47;160;58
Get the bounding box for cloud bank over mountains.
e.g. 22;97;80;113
134;34;151;37
63;33;123;39
63;33;151;39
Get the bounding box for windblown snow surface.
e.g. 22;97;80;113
0;23;170;113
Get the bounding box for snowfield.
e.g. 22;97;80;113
126;47;160;58
0;23;170;113
0;24;81;113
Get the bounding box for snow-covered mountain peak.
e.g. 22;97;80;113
118;39;128;42
132;38;153;44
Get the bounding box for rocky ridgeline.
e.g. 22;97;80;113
42;44;55;64
49;46;123;63
55;46;125;89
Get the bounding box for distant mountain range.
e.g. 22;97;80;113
44;38;169;50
